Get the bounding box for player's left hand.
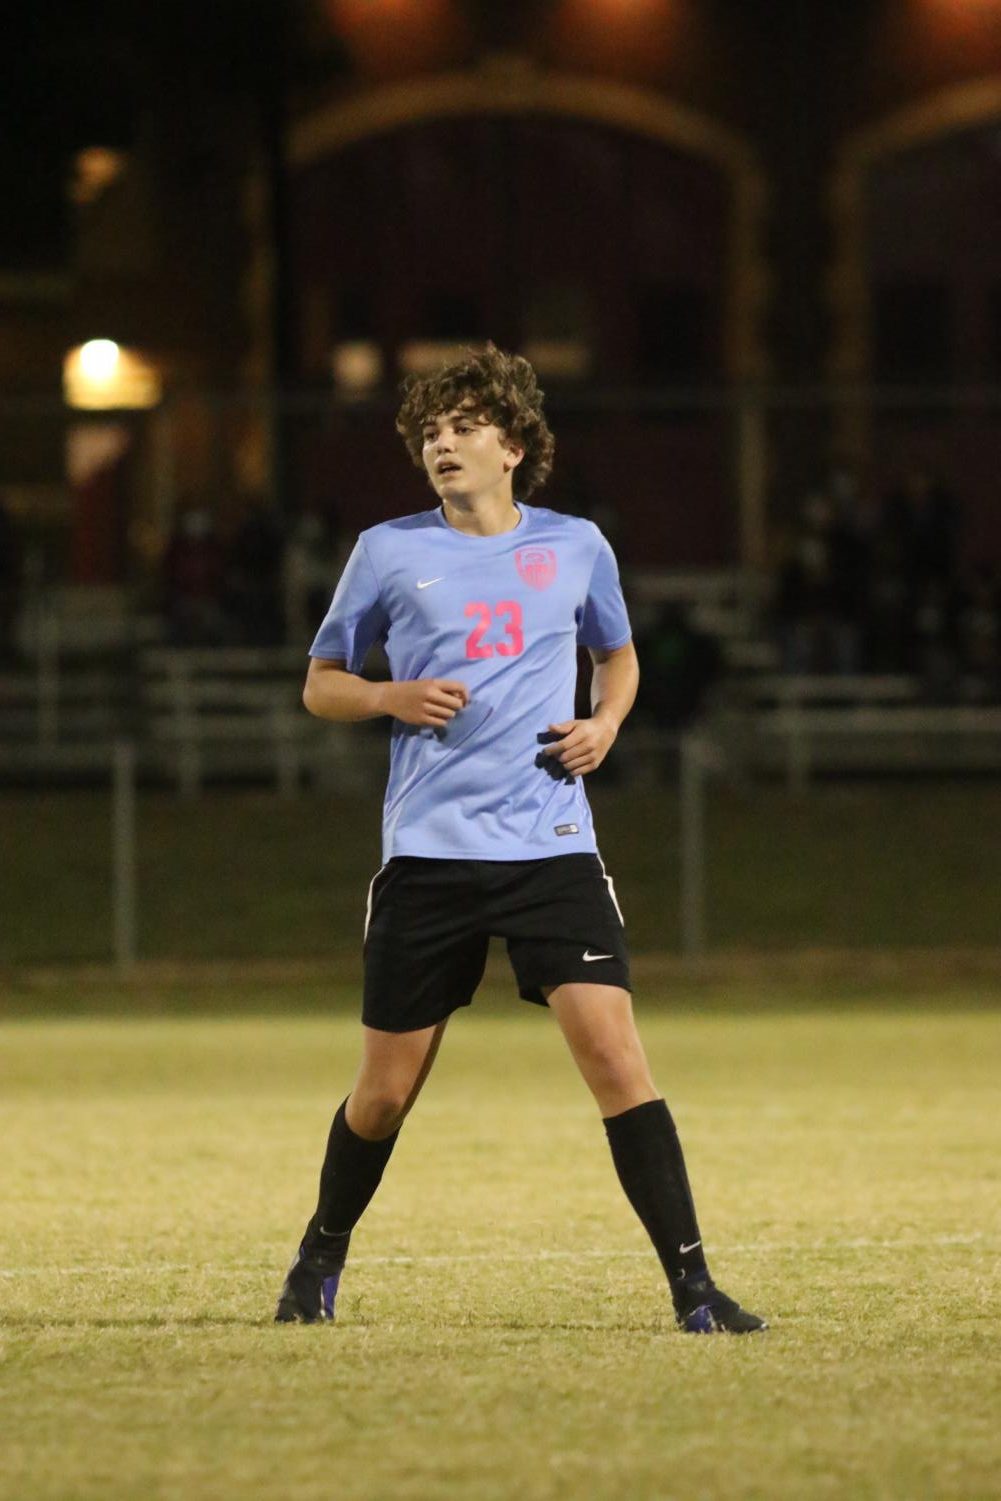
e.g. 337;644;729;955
542;715;617;778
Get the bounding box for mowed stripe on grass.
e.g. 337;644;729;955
1;998;1000;1501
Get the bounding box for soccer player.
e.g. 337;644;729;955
275;345;765;1334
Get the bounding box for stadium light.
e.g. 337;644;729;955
70;148;127;207
79;339;120;383
331;340;384;394
64;341;162;410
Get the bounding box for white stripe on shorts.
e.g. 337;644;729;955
595;850;625;927
363;864;388;942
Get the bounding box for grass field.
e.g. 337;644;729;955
2;982;1000;1501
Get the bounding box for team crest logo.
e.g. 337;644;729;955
515;548;557;590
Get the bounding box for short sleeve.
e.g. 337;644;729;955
309;537;388;672
576;532;632;651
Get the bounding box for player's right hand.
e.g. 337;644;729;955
379;678;471;726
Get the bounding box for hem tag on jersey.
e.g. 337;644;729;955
554;823;579;836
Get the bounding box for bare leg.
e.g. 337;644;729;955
346;1018;449;1140
545;982;659;1115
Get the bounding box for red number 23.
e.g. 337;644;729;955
464;600;524;659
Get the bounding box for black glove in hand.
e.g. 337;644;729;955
535;729;575;784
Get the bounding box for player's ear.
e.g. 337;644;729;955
503;439;525;473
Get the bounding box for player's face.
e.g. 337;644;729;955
421;406;522;503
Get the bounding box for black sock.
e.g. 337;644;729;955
603;1098;710;1309
305;1099;400;1266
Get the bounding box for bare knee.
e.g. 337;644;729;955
348;1021;446;1140
571;1031;658;1115
346;1082;412;1140
582;1035;651;1093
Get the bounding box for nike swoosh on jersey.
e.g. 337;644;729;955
416;576;445;589
582;950;614;961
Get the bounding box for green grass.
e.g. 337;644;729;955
3;780;1000;966
2;988;1000;1500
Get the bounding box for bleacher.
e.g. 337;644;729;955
630;576;1000;778
734;674;1001;785
142;645;311;795
2;576;999;791
629;567;777;671
0;632;377;794
1;595;143;775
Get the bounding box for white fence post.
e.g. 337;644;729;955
112;740;138;972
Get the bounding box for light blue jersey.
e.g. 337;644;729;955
310;503;632;862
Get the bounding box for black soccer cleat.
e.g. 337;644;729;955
274;1239;345;1325
676;1275;768;1334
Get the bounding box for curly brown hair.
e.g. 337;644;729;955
395;343;555;501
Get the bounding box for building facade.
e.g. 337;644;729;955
3;0;1001;586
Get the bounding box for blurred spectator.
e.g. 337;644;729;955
773;468;975;688
773;527;816;673
826;489;870;672
0;493;22;663
224;502;285;646
636;601;722;733
866;469;963;674
912;577;962;702
957;565;1001;701
283;508;338;645
863;522;912;672
774;491;868;673
163;505;227;645
904;469;961;592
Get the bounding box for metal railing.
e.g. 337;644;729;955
4;641;1001;791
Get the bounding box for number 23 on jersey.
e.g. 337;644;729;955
464;600;524;659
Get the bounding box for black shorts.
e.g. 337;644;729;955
362;854;631;1032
